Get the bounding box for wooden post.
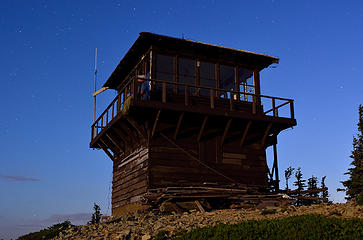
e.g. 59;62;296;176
229;93;234;111
252;95;256;114
235;66;239;102
174;55;178;94
184;86;189;106
197;116;208;142
151;110;161;138
273;134;279;192
253;71;261;106
195;60;199;96
162;82;166;103
221;119;232;145
91;125;95;140
173;112;184;140
272;98;276;117
112;102;115;118
132;78;137;98
261;123;272;147
240;121;252;146
216;63;220;97
210;89;215;109
290;100;295;119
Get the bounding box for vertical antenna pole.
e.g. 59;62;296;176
94;48;97;122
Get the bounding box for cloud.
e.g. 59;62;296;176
1;175;40;181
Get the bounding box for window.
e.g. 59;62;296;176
199;61;216;96
178;57;195;93
238;68;254;101
219;65;235;98
155;54;174;91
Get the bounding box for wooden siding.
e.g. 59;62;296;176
149;136;268;189
112;146;149;212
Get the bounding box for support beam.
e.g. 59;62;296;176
197;116;208;142
173;112;184;140
261;123;273;147
221;119;232;145
105;132;123;153
99;138;116;161
272;134;279;191
122;122;139;145
240;121;252;146
112;125;131;147
125;116;146;138
151;110;161;138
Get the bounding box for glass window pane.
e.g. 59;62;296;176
155;54;174;91
238;68;254;101
156;54;174;81
178;57;195;93
219;65;235;98
199;61;216;96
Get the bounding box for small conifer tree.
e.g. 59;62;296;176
321;176;329;199
294;168;306;206
340;105;363;204
284;166;295;191
90;203;102;224
307;175;318;197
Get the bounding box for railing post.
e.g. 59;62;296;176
106;110;109;124
289;100;295;119
252;95;257;114
96;122;99;135
210;89;215;109
184;86;189;106
162;82;166;103
229;91;234;111
112;102;115;118
91;125;94;140
272;98;276;117
132;78;137;98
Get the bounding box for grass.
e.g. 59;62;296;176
173;214;363;240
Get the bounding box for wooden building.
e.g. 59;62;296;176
90;32;296;216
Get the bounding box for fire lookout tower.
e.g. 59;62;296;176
90;33;296;216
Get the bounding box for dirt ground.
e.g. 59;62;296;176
53;201;362;240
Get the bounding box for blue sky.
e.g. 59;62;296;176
1;0;362;239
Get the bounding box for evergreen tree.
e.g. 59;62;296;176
294;168;306;206
307;175;318;197
90;203;102;224
340;105;363;204
284;166;295;191
321;176;329;199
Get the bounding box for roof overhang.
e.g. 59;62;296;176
103;32;279;89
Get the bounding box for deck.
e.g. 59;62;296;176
90;77;296;149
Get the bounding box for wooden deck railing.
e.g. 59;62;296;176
91;77;295;141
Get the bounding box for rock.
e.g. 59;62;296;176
142;234;151;240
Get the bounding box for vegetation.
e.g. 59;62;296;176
174;215;363;240
339;105;363;204
17;221;72;240
260;209;276;215
284;166;294;190
321;176;329;199
89;203;102;224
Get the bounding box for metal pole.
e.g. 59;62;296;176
94;48;97;122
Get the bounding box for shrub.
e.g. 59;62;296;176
260;209;276;215
17;220;72;240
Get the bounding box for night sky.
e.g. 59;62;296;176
1;1;362;239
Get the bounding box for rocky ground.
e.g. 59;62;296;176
53;202;363;240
